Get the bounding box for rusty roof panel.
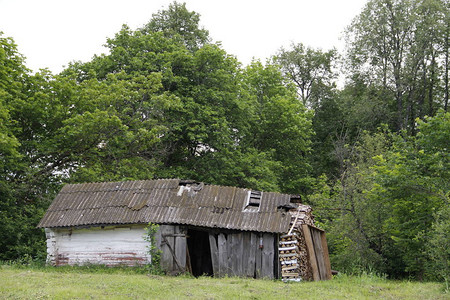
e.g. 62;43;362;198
38;179;301;233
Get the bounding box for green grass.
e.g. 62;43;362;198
0;265;447;299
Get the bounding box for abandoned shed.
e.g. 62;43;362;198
38;179;331;281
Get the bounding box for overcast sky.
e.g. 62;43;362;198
0;0;367;73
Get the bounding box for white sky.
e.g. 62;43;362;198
0;0;367;74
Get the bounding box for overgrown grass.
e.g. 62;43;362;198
0;265;447;299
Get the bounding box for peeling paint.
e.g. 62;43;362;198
46;225;151;266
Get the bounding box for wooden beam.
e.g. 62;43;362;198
248;232;257;277
254;233;262;278
217;233;228;277
320;231;332;280
174;226;186;272
311;228;326;280
275;233;280;279
227;233;233;276
231;232;244;276
302;224;320;281
209;233;219;276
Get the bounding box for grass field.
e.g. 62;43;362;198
0;265;447;299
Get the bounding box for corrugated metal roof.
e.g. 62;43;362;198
38;179;298;233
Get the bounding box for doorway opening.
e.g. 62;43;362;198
187;229;213;277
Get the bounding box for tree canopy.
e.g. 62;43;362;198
0;0;448;282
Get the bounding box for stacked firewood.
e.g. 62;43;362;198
279;232;301;281
296;227;313;280
291;204;314;227
279;204;315;282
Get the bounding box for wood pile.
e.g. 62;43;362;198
279;204;315;282
279;232;301;281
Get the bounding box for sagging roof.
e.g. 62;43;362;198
38;179;299;233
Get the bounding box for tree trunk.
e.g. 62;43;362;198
445;26;449;111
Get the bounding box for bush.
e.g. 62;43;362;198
425;205;450;284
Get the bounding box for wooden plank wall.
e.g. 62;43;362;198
208;231;277;279
301;225;332;280
157;225;278;278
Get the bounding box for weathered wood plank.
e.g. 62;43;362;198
209;233;219;276
254;233;262;278
227;233;233;276
247;232;257;277
320;231;332;280
230;233;237;276
217;233;228;277
160;225;174;272
311;228;327;280
174;226;187;272
237;233;244;276
261;233;274;279
302;224;319;281
231;232;243;276
275;233;280;279
242;232;253;277
185;243;192;274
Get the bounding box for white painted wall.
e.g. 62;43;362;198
45;225;151;266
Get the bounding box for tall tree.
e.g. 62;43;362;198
274;43;339;179
345;0;449;132
142;1;210;51
240;61;313;193
63;5;315;194
0;33;50;260
275;43;337;108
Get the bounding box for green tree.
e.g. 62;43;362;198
142;1;210;51
311;129;393;275
239;61;313;193
369;110;449;277
275;43;337;109
425;205;450;283
0;32;24;167
313;111;449;279
0;33;50;260
345;0;449;132
274;43;340;179
63;8;314;194
0;2;315;261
